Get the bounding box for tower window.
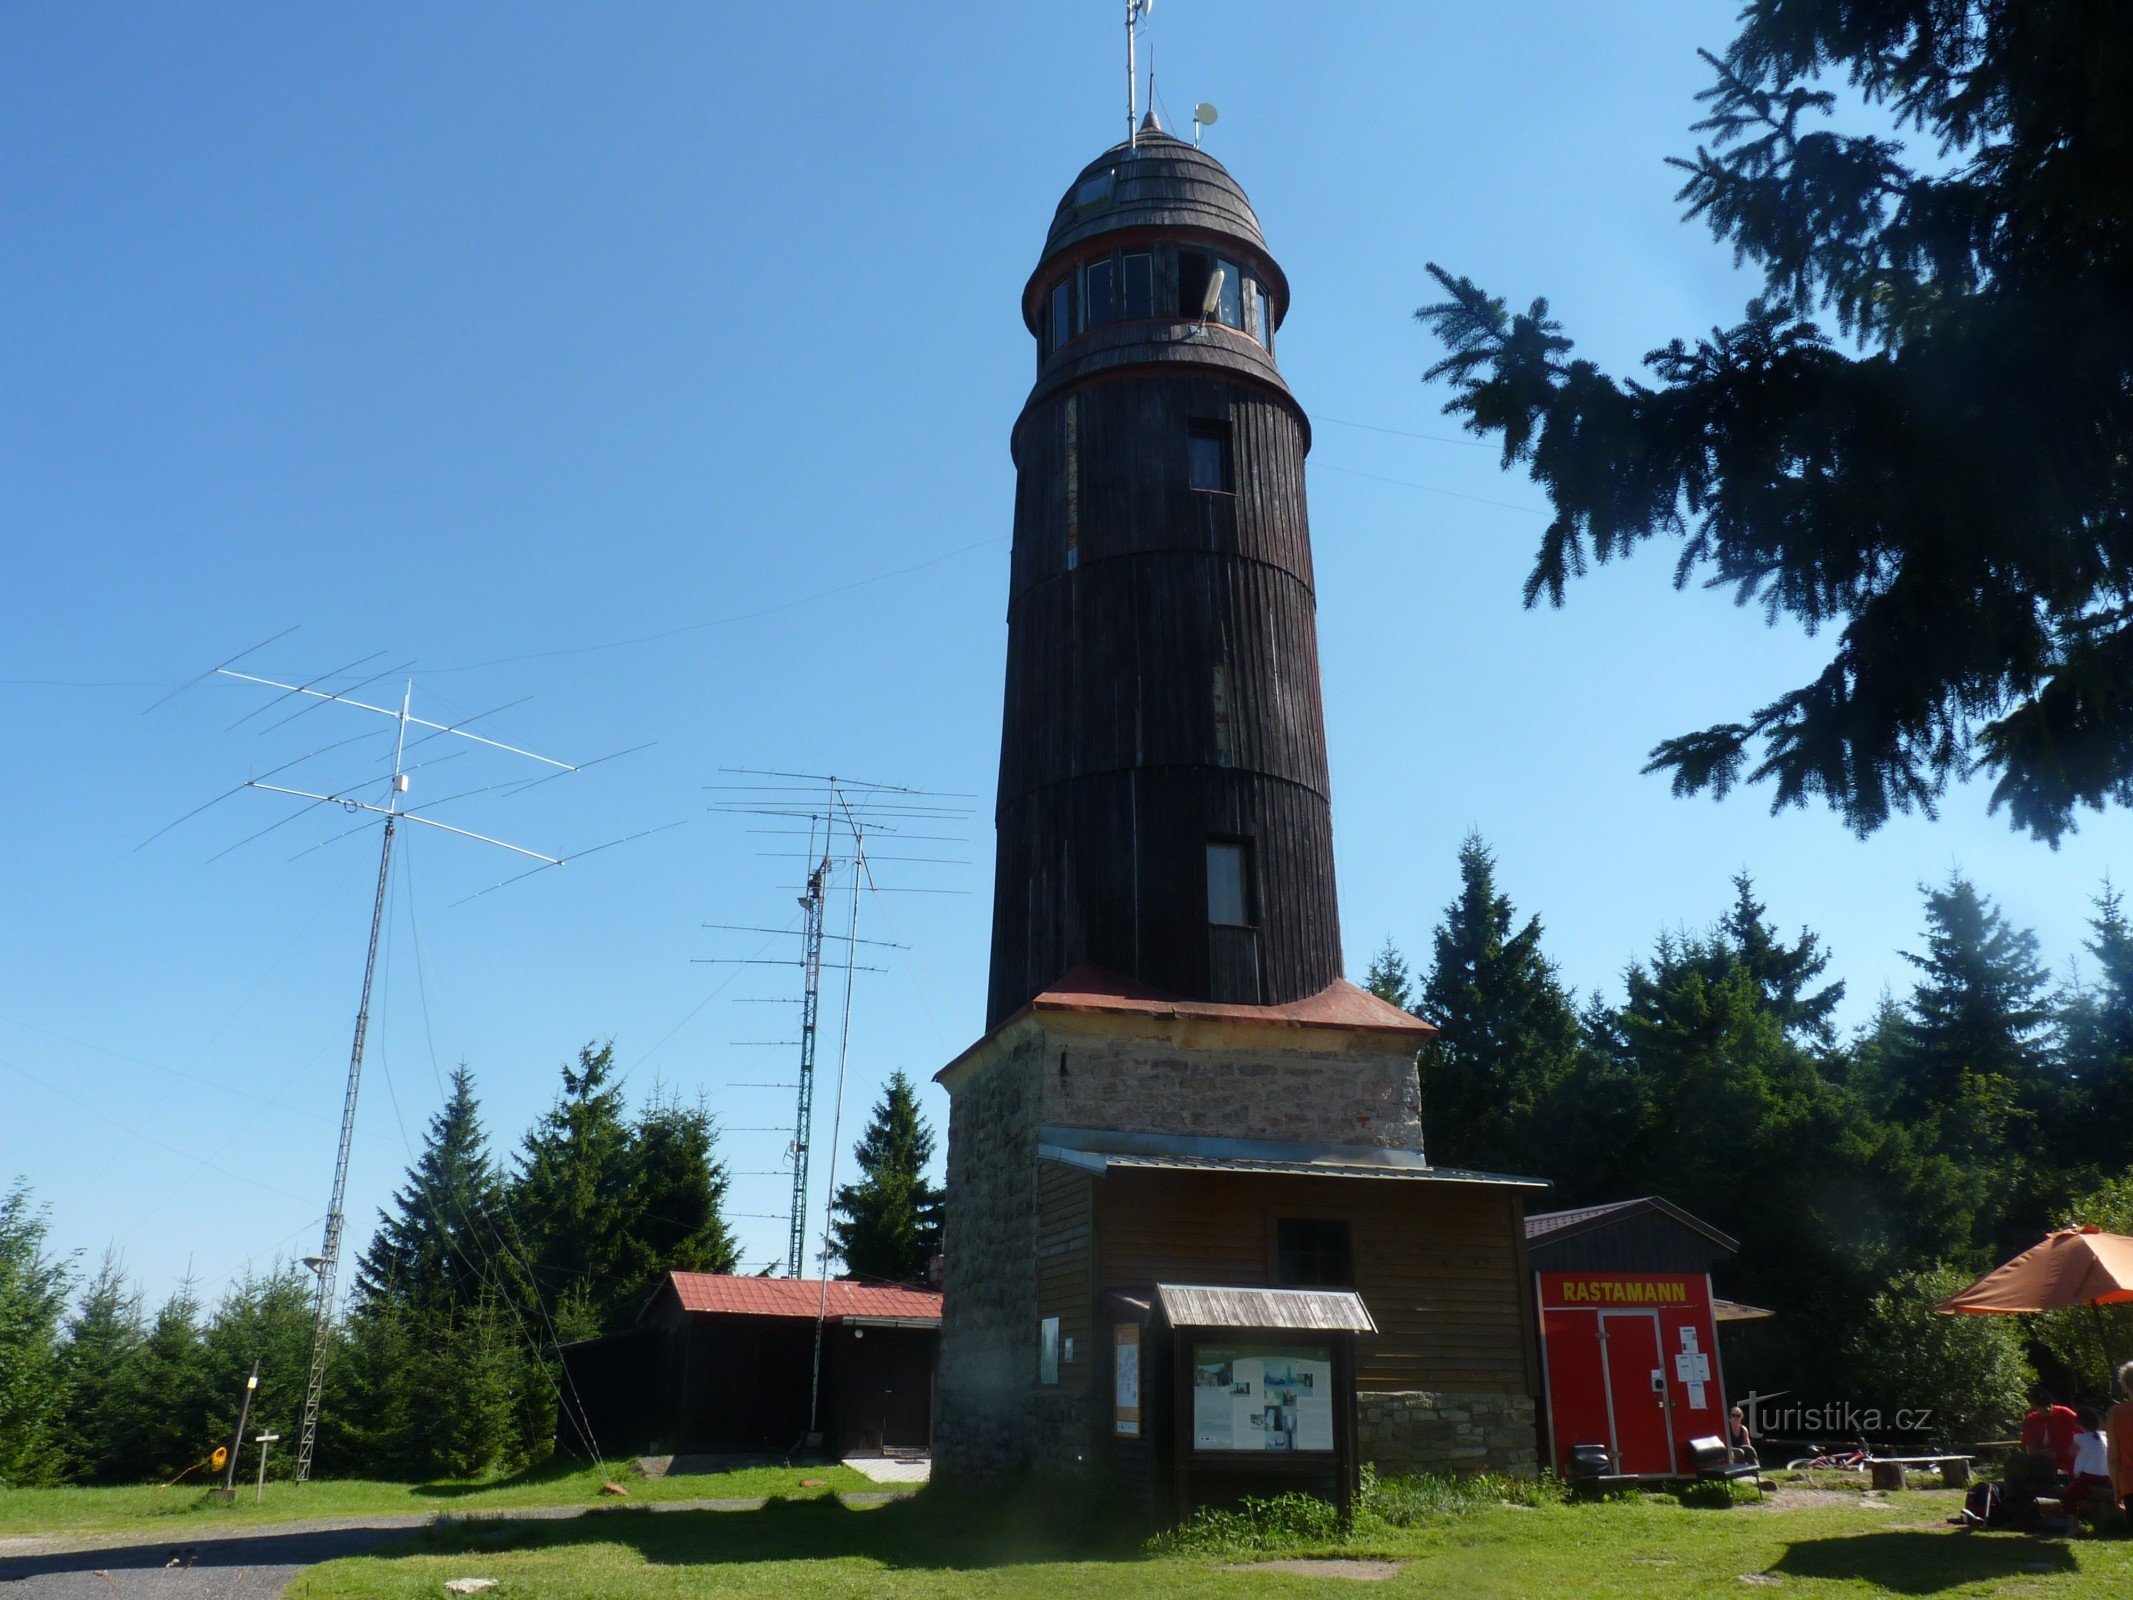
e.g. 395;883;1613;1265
1049;279;1073;351
1215;258;1244;329
1176;249;1212;320
1206;839;1252;927
1084;258;1115;331
1277;1219;1353;1288
1121;252;1152;319
1188;421;1232;493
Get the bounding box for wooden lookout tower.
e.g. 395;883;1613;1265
935;114;1547;1516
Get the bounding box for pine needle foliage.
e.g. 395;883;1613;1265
1418;2;2133;841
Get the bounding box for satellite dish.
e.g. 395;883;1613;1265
1194;103;1219;126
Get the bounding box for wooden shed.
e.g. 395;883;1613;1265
558;1273;940;1461
1525;1197;1748;1480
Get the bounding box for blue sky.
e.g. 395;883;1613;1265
6;1;2127;1311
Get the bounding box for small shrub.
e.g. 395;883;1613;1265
1359;1466;1564;1527
1150;1491;1345;1557
1676;1479;1760;1509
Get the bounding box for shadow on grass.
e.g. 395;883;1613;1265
401;1489;1149;1575
408;1459;577;1500
1770;1531;2077;1593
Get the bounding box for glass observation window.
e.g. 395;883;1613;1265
1050;280;1073;351
1206;839;1251;926
1216;258;1243;329
1084;258;1115;331
1121;252;1153;319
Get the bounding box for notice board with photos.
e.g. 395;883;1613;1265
1188;1344;1335;1452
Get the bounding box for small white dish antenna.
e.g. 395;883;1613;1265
1193;102;1219;146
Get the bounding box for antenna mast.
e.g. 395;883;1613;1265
205;667;581;1482
786;814;830;1278
1126;0;1153;147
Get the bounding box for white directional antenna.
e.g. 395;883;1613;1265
1126;0;1155;147
1193;101;1219;147
164;655;659;1483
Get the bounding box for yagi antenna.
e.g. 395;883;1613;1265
176;662;658;1486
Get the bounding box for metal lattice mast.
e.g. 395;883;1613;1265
786;823;830;1278
295;686;410;1482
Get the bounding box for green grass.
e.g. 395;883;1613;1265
0;1460;873;1540
282;1484;2133;1599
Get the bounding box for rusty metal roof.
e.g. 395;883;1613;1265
1031;962;1436;1037
660;1273;941;1325
1154;1283;1377;1333
1037;1125;1549;1189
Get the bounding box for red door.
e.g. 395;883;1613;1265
1601;1312;1675;1476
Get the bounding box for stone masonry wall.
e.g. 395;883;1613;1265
1356;1392;1540;1477
934;1030;1045;1486
1039;1027;1424;1150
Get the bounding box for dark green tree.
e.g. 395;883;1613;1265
1362;938;1415;1012
196;1266;318;1482
355;1064;505;1316
322;1296;418;1480
1716;873;1845;1045
1418;2;2133;841
55;1251;143;1483
113;1277;210;1479
1415;835;1583;1174
2051;881;2133;1174
829;1071;943;1284
510;1043;637;1326
0;1182;71;1486
618;1089;738;1290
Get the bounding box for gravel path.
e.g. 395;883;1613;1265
0;1491;916;1599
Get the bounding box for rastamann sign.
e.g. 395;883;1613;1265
1553;1278;1690;1305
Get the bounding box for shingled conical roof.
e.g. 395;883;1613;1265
1037;129;1279;296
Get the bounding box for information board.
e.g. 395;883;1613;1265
1113;1324;1141;1437
1189;1344;1334;1453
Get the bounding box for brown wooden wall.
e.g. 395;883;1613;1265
988;366;1341;1023
1036;1165;1095;1387
1089;1170;1539;1397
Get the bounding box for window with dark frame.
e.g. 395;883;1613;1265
1276;1218;1353;1289
1084;258;1116;331
1188;421;1232;493
1050;279;1073;351
1206;838;1251;926
1121;252;1153;319
1215;257;1243;328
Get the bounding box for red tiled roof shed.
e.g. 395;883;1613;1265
661;1272;942;1324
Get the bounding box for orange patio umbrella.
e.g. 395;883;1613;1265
1935;1226;2133;1315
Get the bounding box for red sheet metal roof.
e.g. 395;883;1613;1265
1028;962;1436;1036
662;1273;941;1324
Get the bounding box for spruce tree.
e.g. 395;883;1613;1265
2051;882;2133;1175
114;1277;210;1479
620;1089;739;1289
1418;3;2133;842
1362;938;1415;1012
0;1182;71;1487
355;1063;505;1316
510;1043;637;1326
56;1251;143;1483
197;1267;318;1480
1716;873;1845;1045
1415;835;1583;1174
829;1071;943;1284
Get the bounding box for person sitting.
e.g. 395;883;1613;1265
2021;1385;2080;1480
1727;1405;1755;1464
2111;1362;2133;1516
2055;1407;2114;1520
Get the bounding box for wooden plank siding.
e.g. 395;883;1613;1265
989;364;1341;1023
1036;1164;1095;1383
1089;1170;1537;1396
